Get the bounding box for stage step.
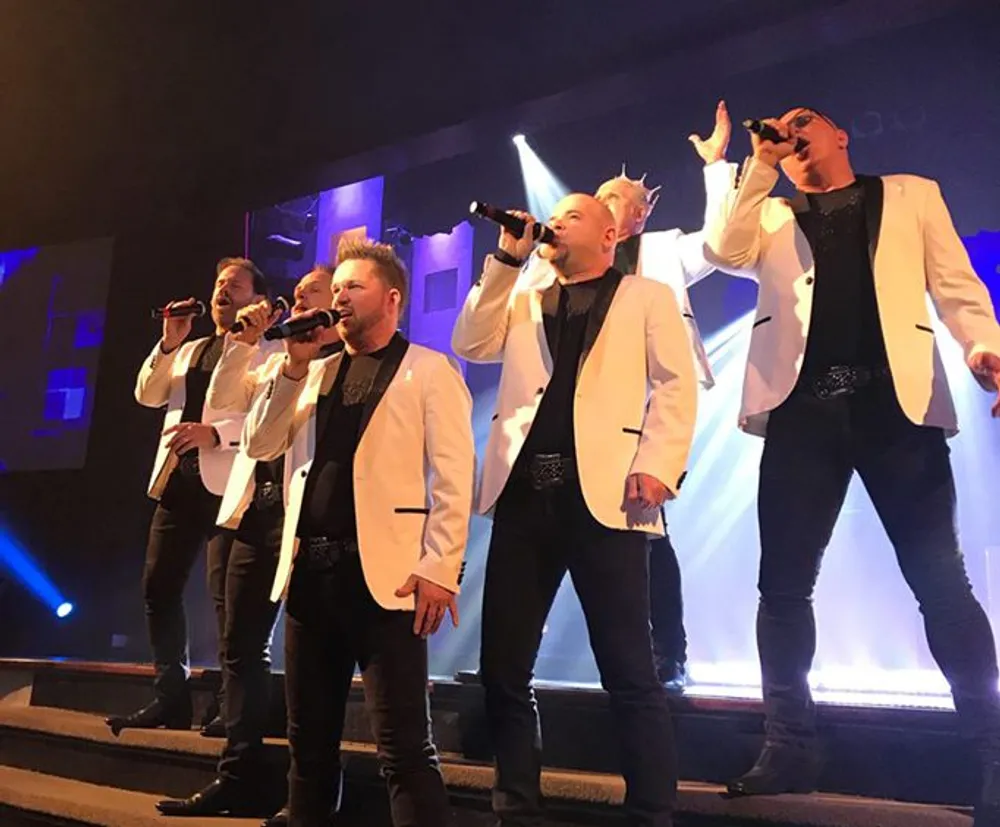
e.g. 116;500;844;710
0;705;977;827
0;765;262;827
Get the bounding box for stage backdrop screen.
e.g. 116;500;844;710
0;238;115;473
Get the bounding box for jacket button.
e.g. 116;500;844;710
301;470;307;478
805;276;814;285
537;387;545;395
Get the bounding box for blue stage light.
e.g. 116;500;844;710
56;602;73;618
0;528;73;617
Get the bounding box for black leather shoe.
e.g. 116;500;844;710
656;659;688;695
157;778;263;817
975;760;1000;826
262;806;289;827
105;697;192;738
200;714;225;738
725;742;821;797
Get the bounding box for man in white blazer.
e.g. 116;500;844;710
156;267;339;819
243;240;475;827
108;258;269;737
594;100;734;691
453;193;697;827
703;106;1000;823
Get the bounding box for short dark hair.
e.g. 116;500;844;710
216;256;269;297
335;239;408;309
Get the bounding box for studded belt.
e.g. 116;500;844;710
176;452;200;478
520;453;577;491
252;481;283;510
801;365;892;400
297;536;359;571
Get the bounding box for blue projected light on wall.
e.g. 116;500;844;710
44;368;87;422
0;528;73;618
0;248;39;288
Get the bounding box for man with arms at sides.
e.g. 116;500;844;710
108;258;269;737
453;194;697;827
703;106;1000;825
243;240;475;827
155;267;340;818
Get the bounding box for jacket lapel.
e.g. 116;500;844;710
857;174;884;268
358;332;410;442
577;268;624;378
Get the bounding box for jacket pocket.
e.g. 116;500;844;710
752;315;773;329
915;323;934;335
394;507;430;515
622;427;642;436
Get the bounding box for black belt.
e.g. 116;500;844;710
252;481;283;510
799;365;891;400
176;452;200;478
297;536;359;571
517;453;577;491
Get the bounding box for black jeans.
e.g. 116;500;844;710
757;381;1000;748
649;528;686;668
142;468;233;704
284;546;448;827
480;479;675;827
217;502;284;783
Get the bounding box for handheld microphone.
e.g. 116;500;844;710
263;309;340;341
230;296;291;335
742;118;788;145
151;300;207;320
469;201;556;245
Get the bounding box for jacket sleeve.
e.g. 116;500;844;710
922;179;1000;390
134;339;182;408
628;282;698;497
241;362;308;462
674;160;739;286
451;255;522;363
702;156;781;281
413;356;476;593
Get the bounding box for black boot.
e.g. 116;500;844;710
200;714;225;737
262;805;289;827
156;778;266;817
655;657;688;695
726;741;821;797
975;759;1000;827
105;696;192;737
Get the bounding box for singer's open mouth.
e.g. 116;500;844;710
794;138;810;156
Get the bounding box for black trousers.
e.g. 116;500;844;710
142;469;233;704
649;528;686;668
757;381;1000;748
480;479;675;827
284;547;448;827
217;501;284;782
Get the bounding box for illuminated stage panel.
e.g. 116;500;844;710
408;222;474;363
0;238;114;473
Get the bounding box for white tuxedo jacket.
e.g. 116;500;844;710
451;258;698;534
703;158;1000;437
242;336;476;607
519;160;735;389
206;337;287;529
134;337;246;498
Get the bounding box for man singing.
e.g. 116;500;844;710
704;107;1000;825
244;240;475;827
109;258;269;735
594;100;734;689
155;267;340;818
453;195;697;826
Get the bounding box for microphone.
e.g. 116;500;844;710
742;118;788;145
263;309;340;341
469;201;556;245
151;300;207;320
230;296;291;334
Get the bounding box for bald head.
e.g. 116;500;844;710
541;193;618;280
